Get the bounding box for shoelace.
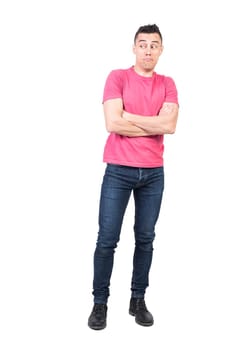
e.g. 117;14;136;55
136;299;148;311
93;304;106;316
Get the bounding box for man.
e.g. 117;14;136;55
88;24;179;330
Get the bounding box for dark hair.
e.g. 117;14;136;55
134;24;163;43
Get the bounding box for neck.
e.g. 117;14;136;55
133;65;154;77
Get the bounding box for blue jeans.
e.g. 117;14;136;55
92;164;164;304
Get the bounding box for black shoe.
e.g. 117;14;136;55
129;298;154;326
88;304;107;330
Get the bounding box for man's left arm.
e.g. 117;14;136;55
122;102;179;135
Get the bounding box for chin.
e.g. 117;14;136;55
143;66;154;72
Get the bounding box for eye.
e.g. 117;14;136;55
151;44;159;50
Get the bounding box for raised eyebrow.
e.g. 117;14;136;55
138;40;160;44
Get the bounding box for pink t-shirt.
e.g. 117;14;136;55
102;66;178;168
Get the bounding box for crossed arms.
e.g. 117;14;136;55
103;98;179;137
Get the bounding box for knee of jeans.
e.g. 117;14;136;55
135;233;155;251
136;241;154;252
135;230;155;241
95;242;117;256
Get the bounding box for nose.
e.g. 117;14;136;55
145;45;152;54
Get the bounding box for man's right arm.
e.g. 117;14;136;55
122;102;179;135
103;98;149;137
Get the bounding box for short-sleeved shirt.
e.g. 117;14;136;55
102;66;178;168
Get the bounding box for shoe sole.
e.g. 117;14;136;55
129;310;154;327
88;322;106;330
135;319;154;327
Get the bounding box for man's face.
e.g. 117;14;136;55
133;33;163;72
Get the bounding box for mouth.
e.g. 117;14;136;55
143;59;153;64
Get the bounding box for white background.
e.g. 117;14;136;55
1;0;234;349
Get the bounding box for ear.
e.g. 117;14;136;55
132;44;136;54
159;45;164;55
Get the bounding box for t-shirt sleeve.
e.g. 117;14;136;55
102;70;123;103
164;76;179;105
